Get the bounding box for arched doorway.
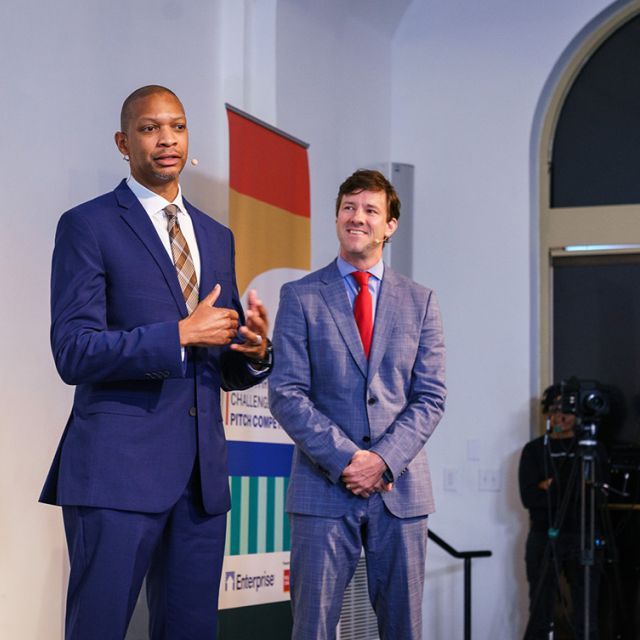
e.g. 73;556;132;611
537;5;640;637
539;4;640;446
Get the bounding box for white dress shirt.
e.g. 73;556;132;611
126;175;201;282
125;175;269;372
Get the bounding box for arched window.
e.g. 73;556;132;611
539;6;640;445
551;13;640;208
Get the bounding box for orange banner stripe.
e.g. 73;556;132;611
230;190;310;295
227;109;310;218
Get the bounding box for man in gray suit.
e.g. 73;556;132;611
268;169;446;639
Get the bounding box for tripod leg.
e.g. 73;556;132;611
524;457;581;639
524;532;557;639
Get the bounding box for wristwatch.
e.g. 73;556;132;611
249;337;273;370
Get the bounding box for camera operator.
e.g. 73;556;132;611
519;383;607;639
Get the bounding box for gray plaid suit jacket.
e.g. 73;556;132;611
268;260;446;519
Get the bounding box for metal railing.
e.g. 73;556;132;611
428;530;492;640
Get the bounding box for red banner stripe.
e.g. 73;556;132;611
227;109;310;218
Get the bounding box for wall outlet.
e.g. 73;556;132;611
478;469;501;492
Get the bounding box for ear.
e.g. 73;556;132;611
114;131;128;156
384;217;398;241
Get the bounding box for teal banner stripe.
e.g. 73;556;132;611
230;476;243;556
266;477;275;552
248;476;259;554
227;475;290;556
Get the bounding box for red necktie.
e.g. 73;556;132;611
352;271;373;358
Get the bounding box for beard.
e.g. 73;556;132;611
152;168;180;182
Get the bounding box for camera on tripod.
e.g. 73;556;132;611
559;377;610;423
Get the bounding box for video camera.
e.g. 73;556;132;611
560;377;610;422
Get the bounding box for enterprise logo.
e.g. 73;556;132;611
224;570;275;592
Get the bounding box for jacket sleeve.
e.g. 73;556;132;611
218;227;271;391
268;283;359;483
50;210;184;385
518;439;552;510
369;290;447;479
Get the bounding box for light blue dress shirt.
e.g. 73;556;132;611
336;256;384;324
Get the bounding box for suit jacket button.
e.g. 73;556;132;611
367;397;377;405
189;407;197;417
362;436;371;443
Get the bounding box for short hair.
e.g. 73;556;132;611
335;169;400;223
541;383;562;413
120;85;183;132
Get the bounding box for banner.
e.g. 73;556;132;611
220;105;310;620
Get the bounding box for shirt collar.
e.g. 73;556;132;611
126;175;186;218
336;255;384;281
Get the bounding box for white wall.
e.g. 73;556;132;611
391;1;618;638
275;0;411;269
1;0;628;637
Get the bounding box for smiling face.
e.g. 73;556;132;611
114;90;188;200
336;189;398;269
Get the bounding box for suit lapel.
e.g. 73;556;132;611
368;267;401;380
319;262;368;377
114;181;188;316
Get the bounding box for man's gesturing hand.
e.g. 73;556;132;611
178;284;239;347
341;450;392;498
231;289;270;362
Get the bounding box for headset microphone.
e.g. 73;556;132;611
191;158;199;166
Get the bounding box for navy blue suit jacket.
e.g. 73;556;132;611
41;180;266;515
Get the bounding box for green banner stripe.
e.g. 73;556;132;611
266;476;275;553
230;476;243;556
248;476;259;554
226;475;290;556
239;477;250;554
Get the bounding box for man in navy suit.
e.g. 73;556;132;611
269;170;446;639
41;85;272;639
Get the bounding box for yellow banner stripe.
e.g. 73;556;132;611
230;189;311;295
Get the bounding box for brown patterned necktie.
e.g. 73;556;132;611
164;204;199;314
